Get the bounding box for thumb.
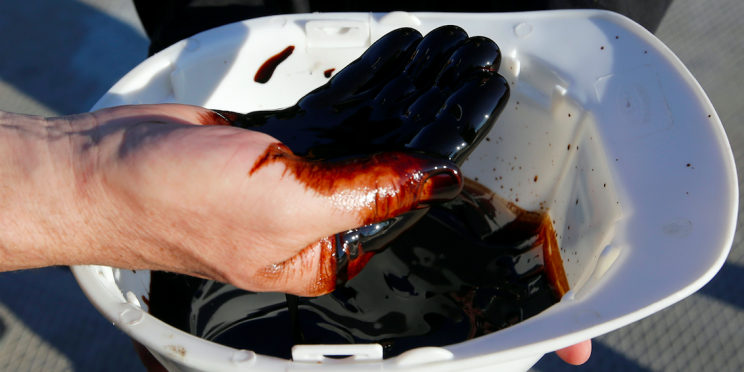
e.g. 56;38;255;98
249;143;462;296
252;143;462;229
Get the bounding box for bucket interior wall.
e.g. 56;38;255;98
112;33;622;345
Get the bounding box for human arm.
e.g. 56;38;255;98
0;104;590;366
0;104;459;296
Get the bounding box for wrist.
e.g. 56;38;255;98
0;111;105;270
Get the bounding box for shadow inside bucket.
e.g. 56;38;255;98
148;186;565;359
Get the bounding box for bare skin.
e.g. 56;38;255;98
0;103;589;365
556;340;592;365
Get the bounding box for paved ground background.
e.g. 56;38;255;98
0;0;742;371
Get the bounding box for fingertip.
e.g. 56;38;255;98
406;26;468;86
435;36;502;91
555;340;592;365
362;27;422;66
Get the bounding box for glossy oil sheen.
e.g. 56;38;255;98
199;26;512;286
149;179;564;359
214;27;509;165
146;26;564;359
254;46;295;84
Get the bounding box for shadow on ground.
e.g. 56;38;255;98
0;0;147;114
0;268;144;371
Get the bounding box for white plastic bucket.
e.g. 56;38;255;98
73;10;736;372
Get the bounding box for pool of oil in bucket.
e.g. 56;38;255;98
112;51;621;360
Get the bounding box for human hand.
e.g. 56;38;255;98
0;27;508;297
209;25;510;285
219;26;509;164
85;26;508;295
0;104;460;296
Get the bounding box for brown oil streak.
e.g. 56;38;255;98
462;178;569;298
196;111;232;126
254;46;295;84
301;237;337;295
538;218;569;298
250;143;462;226
165;345;186;358
346;247;376;281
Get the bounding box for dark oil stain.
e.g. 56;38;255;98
146;26;569;360
254;46;295;84
249;143;462;227
147;178;569;359
197;110;234;126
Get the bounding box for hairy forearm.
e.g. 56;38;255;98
0;110;99;270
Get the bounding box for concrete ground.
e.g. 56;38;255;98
0;0;742;371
